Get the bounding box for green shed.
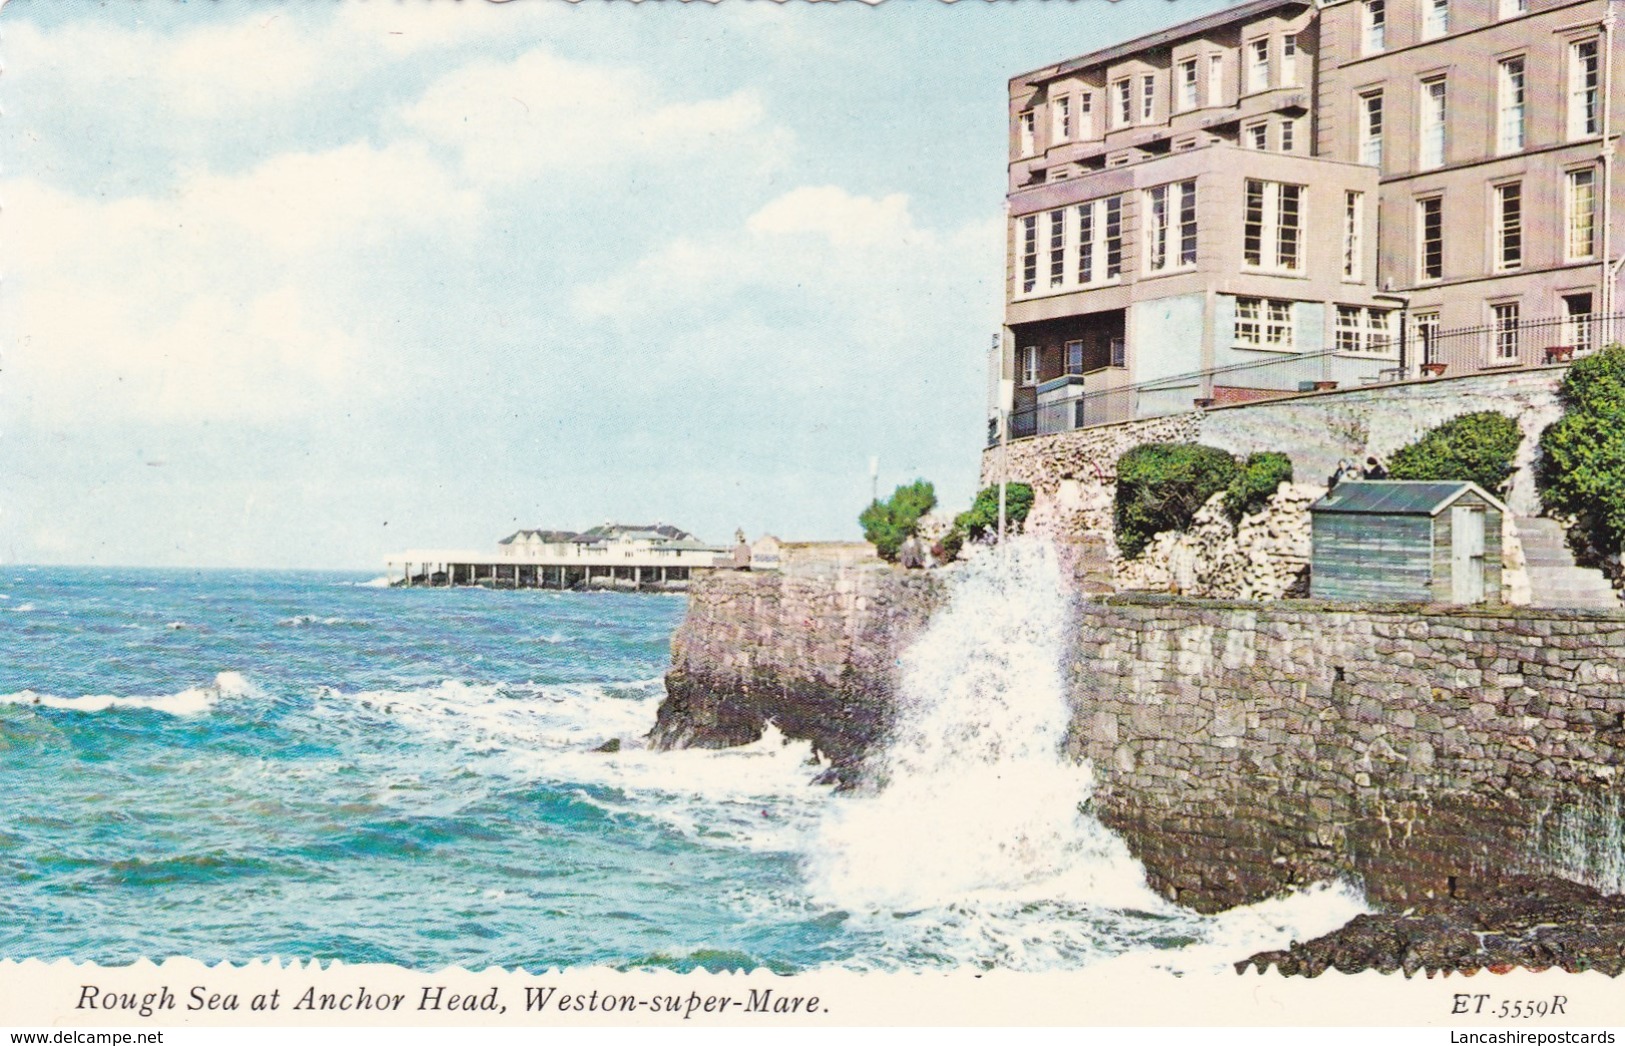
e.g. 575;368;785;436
1309;481;1505;604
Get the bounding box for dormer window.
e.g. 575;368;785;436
1019;110;1036;156
1247;39;1270;93
1053;95;1073;141
1141;73;1156;121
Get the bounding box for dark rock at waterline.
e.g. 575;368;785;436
1238;876;1625;977
592;738;621;753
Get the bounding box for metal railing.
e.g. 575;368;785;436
990;312;1620;447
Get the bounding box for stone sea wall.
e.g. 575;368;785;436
655;556;1625;913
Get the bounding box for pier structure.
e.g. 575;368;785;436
383;523;734;591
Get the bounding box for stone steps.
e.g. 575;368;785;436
1513;517;1621;609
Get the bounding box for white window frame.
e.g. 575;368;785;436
1419;77;1447;171
1413;311;1441;365
1282;35;1298;87
1335;306;1396;357
1247;38;1270;93
1562;293;1595;354
1145;180;1197;274
1141;73;1156;122
1281;117;1296;153
1423;0;1449;39
1417;197;1443;282
1570;40;1601;140
1178;59;1199;111
1020;214;1039;293
1235;297;1296;349
1499;0;1526;17
1243;179;1304;273
1567;168;1598;261
1494;181;1522;272
1021;345;1040;386
1343;190;1364;281
1497;57;1525;155
1490;302;1521;363
1206;54;1225;107
1052;95;1073;142
1113;78;1132;128
1359;91;1383;167
1019;110;1037;157
1074;196;1126;286
1047;208;1068;289
1244;121;1269;150
1363;0;1386;54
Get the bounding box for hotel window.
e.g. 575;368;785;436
1282;35;1298;87
1019;110;1036;156
1359;91;1383;167
1235;298;1295;348
1021;346;1039;386
1281;117;1296;153
1047;208;1067;289
1570;41;1600;139
1419;77;1447;171
1413;311;1440;365
1076;196;1125;284
1245;121;1268;150
1053;95;1073;142
1020;215;1038;293
1563;293;1595;354
1492;302;1521;363
1494;182;1522;272
1567;168;1597;261
1417;197;1443;281
1247;39;1270;93
1110;337;1126;368
1113;78;1132;127
1336;306;1396;355
1207;54;1225;106
1145;180;1197;273
1141;74;1156;122
1499;0;1525;16
1065;340;1084;374
1178;59;1199;111
1343;191;1364;281
1363;0;1386;54
1079;92;1094;138
1243;180;1303;272
1423;0;1449;39
1497;58;1525;155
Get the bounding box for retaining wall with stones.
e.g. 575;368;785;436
652;552;1625;913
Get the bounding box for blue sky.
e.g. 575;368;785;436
2;0;1230;569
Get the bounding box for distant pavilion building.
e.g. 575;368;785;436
384;523;732;591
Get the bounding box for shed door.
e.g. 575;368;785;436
1451;506;1487;603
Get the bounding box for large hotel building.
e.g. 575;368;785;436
998;0;1622;437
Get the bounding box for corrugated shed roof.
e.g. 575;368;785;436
1310;481;1507;517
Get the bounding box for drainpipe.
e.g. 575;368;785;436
1604;3;1619;342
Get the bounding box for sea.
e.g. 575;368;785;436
0;545;1367;973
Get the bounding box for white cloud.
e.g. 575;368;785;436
399;48;778;185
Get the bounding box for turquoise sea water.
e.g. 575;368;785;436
0;563;1364;972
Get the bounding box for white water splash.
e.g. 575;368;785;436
808;537;1164;913
0;670;260;716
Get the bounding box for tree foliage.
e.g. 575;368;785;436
954;483;1035;542
1388;411;1522;494
1223;452;1294;522
1539;345;1625;556
859;479;937;562
1114;443;1240;559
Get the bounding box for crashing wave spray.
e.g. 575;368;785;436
808;535;1166;914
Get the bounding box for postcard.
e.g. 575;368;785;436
4;0;1625;1036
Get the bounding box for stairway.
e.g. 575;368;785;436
1514;517;1621;610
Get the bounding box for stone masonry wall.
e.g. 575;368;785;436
1071;595;1625;912
982;370;1567;587
653;553;1625;913
648;544;946;782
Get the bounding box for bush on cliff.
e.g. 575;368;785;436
1223;452;1294;522
955;484;1035;542
1539;344;1625;557
1114;443;1239;559
1387;411;1522;494
860;479;937;562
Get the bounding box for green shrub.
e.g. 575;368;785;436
1387;411;1522;494
1224;452;1294;522
1539;345;1625;556
859;479;937;562
1114;443;1240;559
954;483;1035;543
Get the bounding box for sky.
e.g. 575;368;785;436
1;0;1232;570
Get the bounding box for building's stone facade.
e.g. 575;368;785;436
655;557;1625;913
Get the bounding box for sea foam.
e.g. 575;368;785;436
0;670;259;716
